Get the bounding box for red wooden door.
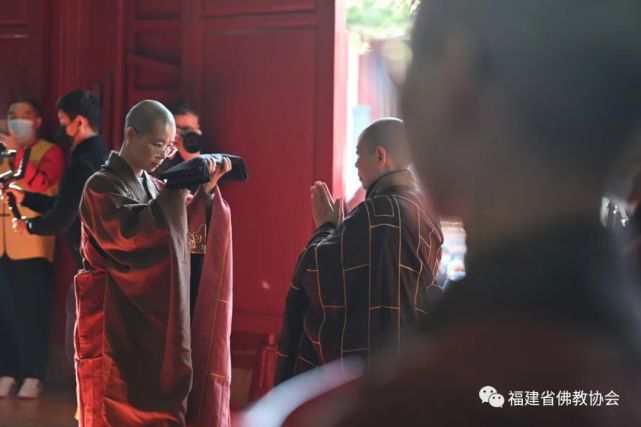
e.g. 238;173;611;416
180;0;346;335
0;0;49;119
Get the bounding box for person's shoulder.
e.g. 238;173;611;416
391;189;425;209
35;138;55;148
84;168;118;194
89;137;110;157
36;139;64;156
74;147;108;173
366;192;417;215
334;319;641;425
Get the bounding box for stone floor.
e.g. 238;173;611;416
0;385;76;427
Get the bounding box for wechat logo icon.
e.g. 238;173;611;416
480;385;504;408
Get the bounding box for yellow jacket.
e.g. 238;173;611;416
0;139;62;261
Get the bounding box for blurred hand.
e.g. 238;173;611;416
1;184;25;204
0;132;18;150
311;181;343;227
202;156;232;193
12;217;28;234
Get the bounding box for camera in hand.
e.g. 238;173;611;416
0;147;31;219
179;129;204;154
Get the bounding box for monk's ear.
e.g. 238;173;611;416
376;146;387;166
125;127;137;142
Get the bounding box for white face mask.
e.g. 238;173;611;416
7;119;35;144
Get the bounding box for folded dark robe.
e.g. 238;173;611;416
160;154;248;189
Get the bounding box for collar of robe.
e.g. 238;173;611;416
103;151;158;201
366;169;416;199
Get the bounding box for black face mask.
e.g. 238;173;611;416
56;125;73;148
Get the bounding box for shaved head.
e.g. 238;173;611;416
355;118;411;188
360;118;410;167
124;100;175;137
120;100;177;176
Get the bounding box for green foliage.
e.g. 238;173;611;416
347;0;420;39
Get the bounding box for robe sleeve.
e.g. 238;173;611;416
21;192;55;214
276;204;372;383
308;222;337;245
308;204;368;249
276;245;312;384
80;172;188;267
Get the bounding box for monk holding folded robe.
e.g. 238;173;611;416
75;100;232;427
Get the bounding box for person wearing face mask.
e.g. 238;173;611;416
153;101;204;185
3;90;109;374
0;97;64;399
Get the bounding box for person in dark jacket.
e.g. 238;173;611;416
5;90;109;365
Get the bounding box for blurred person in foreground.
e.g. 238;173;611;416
244;1;641;425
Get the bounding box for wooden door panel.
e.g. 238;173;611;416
201;26;317;330
136;0;181;19
202;0;315;17
181;0;345;334
0;0;48;107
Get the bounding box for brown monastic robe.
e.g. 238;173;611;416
276;170;443;383
75;152;209;426
186;186;233;427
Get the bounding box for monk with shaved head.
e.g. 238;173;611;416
275;118;443;383
75;100;231;426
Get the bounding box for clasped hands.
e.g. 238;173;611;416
311;181;343;228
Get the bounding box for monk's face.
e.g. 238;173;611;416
355;138;383;189
126;120;176;173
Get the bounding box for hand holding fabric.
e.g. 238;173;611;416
202;156;232;193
